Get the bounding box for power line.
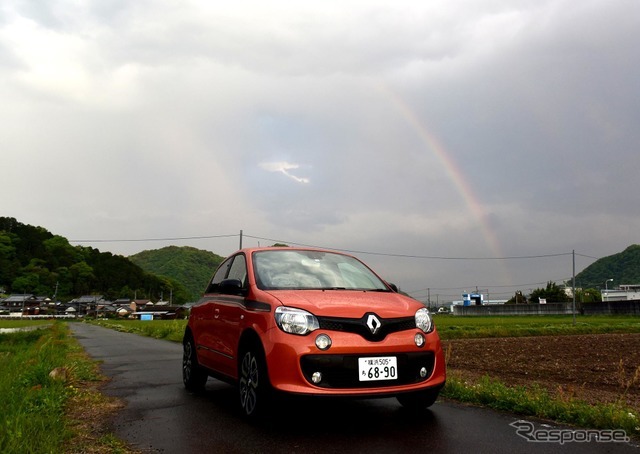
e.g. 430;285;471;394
243;234;577;261
68;231;600;262
69;234;238;243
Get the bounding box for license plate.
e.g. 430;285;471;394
358;356;398;382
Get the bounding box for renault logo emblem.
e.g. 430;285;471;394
366;314;381;334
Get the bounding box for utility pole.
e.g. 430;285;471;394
239;230;243;249
572;249;576;325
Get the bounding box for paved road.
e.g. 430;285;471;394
70;323;639;453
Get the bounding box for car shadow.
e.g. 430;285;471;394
197;380;442;433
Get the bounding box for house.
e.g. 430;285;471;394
68;295;107;316
1;294;47;314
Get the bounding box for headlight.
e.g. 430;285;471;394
415;307;433;333
275;306;319;335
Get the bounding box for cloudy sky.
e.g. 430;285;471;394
2;0;639;302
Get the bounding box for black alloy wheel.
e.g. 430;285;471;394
183;333;207;392
238;345;270;418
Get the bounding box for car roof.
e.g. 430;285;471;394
237;246;349;255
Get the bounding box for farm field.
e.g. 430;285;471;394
435;315;640;410
444;332;640;409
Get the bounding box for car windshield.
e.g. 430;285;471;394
253;250;390;291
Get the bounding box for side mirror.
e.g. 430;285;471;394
219;278;245;295
388;283;399;292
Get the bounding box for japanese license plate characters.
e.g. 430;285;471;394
358;356;398;381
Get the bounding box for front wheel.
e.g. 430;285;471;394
238;345;271;418
183;333;207;392
396;388;440;410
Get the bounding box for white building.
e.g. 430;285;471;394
602;285;640;302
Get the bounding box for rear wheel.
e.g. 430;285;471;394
397;388;440;410
183;333;207;392
238;344;270;418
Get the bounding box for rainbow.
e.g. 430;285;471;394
376;83;506;262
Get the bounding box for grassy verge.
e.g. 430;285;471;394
91;319;187;342
0;322;133;454
0;319;55;329
442;374;640;437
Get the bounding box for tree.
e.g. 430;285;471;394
506;291;527;304
69;261;96;295
12;274;39;294
20;258;57;295
0;233;18;287
529;282;571;303
576;288;601;303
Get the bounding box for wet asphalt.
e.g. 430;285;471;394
70;323;639;454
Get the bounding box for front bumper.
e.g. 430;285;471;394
263;327;446;396
300;351;435;389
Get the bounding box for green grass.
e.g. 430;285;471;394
0;319;55;329
0;322;102;454
443;374;640;436
433;314;640;339
91;319;188;342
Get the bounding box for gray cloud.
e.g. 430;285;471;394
1;0;638;301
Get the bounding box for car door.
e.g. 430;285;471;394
194;256;233;371
213;253;248;378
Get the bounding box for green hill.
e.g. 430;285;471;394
129;246;224;301
575;245;640;289
0;217;189;304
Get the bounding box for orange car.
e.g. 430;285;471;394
183;247;446;418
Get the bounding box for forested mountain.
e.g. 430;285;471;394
575;245;640;289
0;217;190;304
129;246;224;301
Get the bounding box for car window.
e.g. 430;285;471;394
205;256;233;293
227;254;247;287
253;250;388;291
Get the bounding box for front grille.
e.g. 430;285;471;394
317;313;415;342
300;352;435;389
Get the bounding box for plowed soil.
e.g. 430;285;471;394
443;333;640;409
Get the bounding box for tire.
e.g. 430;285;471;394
183;333;208;392
238;344;270;419
396;388;440;410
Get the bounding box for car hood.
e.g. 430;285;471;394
263;289;423;318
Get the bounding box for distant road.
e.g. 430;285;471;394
70;323;638;454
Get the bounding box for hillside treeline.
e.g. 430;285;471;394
575;245;640;289
0;217;189;304
130;246;224;302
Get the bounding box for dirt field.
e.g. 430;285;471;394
443;333;640;409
